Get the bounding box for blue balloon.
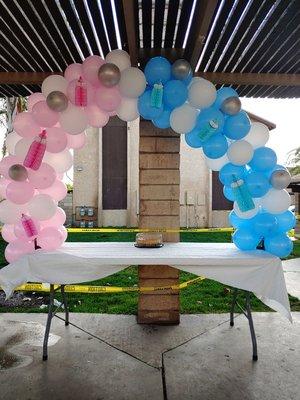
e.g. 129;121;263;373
229;211;252;229
264;164;286;179
203;133;228;159
195;107;225;136
138;90;164;120
264;234;293;258
248;147;277;172
223;186;235;201
152;108;171;129
275;210;296;233
245;171;270;197
219;163;246;186
185;128;204;148
253;213;278;237
214;87;239;110
163;80;188;109
223;111;251;140
232;228;261;251
144;57;171;86
182;70;193;86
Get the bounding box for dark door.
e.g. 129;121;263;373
102;117;127;209
212;171;232;210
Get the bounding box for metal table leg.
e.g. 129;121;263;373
230;288;258;361
42;284;69;361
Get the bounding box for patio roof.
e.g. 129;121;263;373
0;0;299;99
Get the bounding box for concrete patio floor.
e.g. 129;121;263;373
0;312;299;400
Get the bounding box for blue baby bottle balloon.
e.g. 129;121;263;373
231;174;255;212
151;82;164;108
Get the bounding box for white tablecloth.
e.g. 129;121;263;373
0;242;291;321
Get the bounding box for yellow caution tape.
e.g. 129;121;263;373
1;276;205;294
67;227;234;233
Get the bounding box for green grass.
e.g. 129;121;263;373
0;231;299;314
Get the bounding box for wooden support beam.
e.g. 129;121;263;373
0;72;62;85
196;72;300;87
185;0;219;69
0;71;300;87
122;0;138;66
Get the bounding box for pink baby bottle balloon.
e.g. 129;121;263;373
19;214;39;239
23;129;47;171
74;76;87;107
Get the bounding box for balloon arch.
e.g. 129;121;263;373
0;49;295;263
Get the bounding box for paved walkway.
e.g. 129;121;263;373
283;258;300;299
0;312;299;400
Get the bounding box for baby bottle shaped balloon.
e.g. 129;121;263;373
75;76;87;107
231;175;255;212
198;119;219;142
23;129;47;171
151;82;163;108
21;214;38;238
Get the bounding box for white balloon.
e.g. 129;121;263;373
43;149;73;173
60;105;88;135
0;200;27;224
261;188;291;214
234;198;261;219
227;140;254;166
105;49;131;72
206;153;229;171
170;104;198;134
42;75;68;97
117;98;139;122
28;194;57;221
14;138;32;159
243;122;269;149
119;67;146;98
188;79;216;109
5;131;22;155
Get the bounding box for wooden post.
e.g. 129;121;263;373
138;121;180;324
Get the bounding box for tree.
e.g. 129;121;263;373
1;97;26;157
287;147;300;176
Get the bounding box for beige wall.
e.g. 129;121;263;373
179;142;211;227
73;126;99;213
73;121;140;227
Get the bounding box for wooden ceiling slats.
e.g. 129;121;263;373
0;0;298;98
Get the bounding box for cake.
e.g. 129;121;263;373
135;232;163;247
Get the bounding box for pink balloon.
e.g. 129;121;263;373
27;93;45;112
85;104;109;127
39;179;67;201
45;127;68;153
1;224;17;242
94;86;121;112
107;110;117;116
67;78;94;106
6;181;35;204
41;207;66;228
37;226;65;250
5;239;35;263
66;132;86;149
0;155;23;179
14;218;41;240
59;225;68;241
13;112;41;138
0;177;11;197
64;63;83;82
32;101;59;127
27;163;57;189
82;55;105;86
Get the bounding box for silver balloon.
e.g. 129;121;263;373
98;63;121;87
220;96;241;115
46;91;68;112
270;169;291;190
171;59;192;81
8;164;28;182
